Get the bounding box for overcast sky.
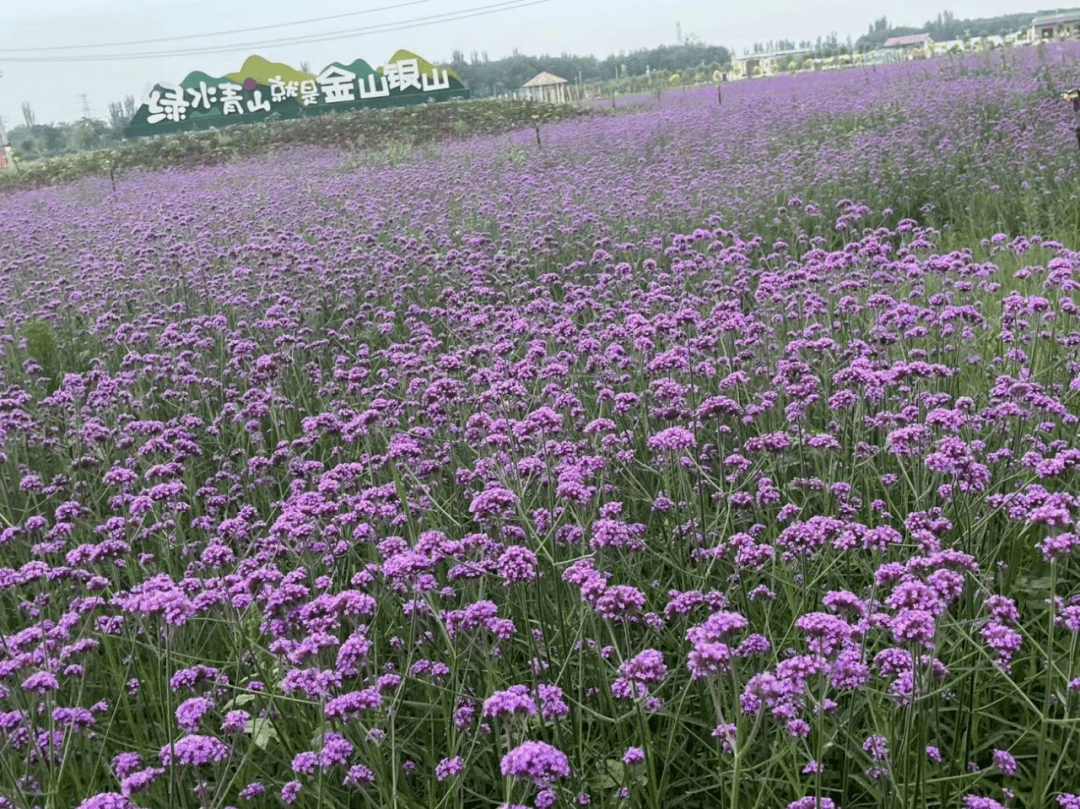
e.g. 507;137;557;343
0;0;1041;127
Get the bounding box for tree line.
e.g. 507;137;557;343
446;39;733;98
6;97;137;160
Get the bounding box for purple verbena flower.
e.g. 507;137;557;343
500;741;571;786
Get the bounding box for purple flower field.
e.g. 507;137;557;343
4;42;1080;809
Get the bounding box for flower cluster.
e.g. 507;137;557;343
2;42;1080;809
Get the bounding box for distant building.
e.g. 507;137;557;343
520;72;570;103
1032;11;1080;40
730;55;759;79
882;33;933;50
970;34;1007;51
731;48;811;79
929;39;964;56
878;33;933;61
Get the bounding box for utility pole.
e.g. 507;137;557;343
80;93;91;119
677;22;682;45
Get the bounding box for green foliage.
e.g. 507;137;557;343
21;318;58;383
0;100;592;193
346;136;416;169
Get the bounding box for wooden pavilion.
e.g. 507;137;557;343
520;72;570;103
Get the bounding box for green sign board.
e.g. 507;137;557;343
123;49;469;138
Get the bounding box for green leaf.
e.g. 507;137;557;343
590;759;625;790
245;717;279;749
221;693;258;711
310;721;331;748
589;759;647;791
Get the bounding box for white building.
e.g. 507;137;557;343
1032;11;1080;40
731;48;811;79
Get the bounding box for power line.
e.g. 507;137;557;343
0;0;431;52
0;0;547;63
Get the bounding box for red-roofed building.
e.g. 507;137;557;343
882;33;933;49
879;32;933;61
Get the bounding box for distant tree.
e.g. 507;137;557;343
108;102;128;139
108;103;125;128
21;102;35;129
67;118;108;152
8;122;66;156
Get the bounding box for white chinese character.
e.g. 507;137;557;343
421;68;451;92
145;89;167;124
186;81;218;110
299;79;318;106
247;90;271;113
146;83;189;123
316;65;356;103
162;84;190;121
268;76;301;103
383;58;422;91
268;76;287;102
358;73;389;99
219;83;244;115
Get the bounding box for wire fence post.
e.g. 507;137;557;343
1069;89;1080;152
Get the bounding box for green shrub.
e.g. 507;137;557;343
0;100;594;194
21;318;59;385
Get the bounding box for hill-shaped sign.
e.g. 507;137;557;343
224;55;315;86
123;49;469;139
380;49;461;81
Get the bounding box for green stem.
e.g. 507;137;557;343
1034;560;1058;805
